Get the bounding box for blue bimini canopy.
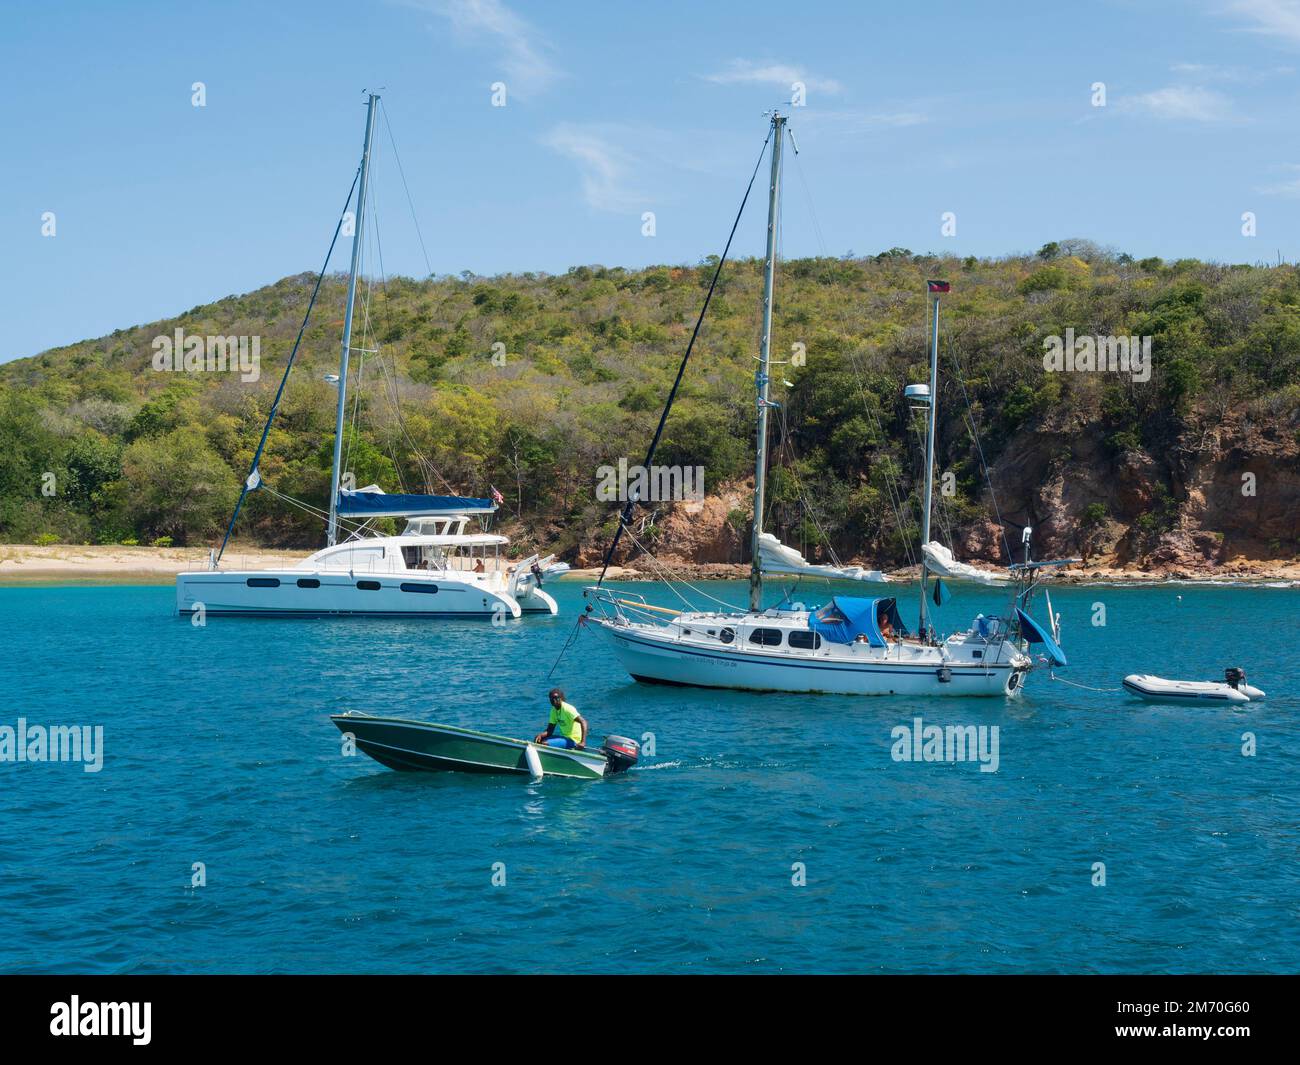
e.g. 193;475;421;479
337;490;497;518
809;596;898;647
1016;607;1067;667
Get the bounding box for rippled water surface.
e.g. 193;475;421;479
2;579;1296;973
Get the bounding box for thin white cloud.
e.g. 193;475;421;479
801;108;930;133
541;124;644;213
1224;0;1300;44
414;0;560;96
1257;162;1300;196
1121;85;1236;121
1169;59;1295;80
703;58;844;96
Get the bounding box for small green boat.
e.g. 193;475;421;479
331;711;640;781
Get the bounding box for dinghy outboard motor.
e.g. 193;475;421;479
600;735;640;774
1224;667;1266;701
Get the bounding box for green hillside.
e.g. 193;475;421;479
4;242;1299;567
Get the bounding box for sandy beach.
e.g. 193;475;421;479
0;544;309;583
0;544;1295;586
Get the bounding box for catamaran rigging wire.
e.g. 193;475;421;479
380;100;435;280
362;147;464;502
595;124;775;587
215;167;361;565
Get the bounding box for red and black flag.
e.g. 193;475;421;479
927;279;951;294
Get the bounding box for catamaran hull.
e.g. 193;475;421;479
176;571;530;618
593;622;1025;697
330;713;610;779
518;588;558;614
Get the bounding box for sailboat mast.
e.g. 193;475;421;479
749;111;785;612
918;282;944;637
327;92;380;547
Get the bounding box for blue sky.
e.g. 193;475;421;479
8;0;1300;361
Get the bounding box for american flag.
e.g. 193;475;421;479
490;486;504;505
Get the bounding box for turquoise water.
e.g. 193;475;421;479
2;579;1297;974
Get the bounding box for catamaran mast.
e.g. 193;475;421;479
917;280;945;638
327;92;379;547
749;111;785;612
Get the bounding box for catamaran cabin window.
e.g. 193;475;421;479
748;628;783;646
247;577;280;588
399;583;439;594
296;578;320;588
356;580;381;591
788;631;821;650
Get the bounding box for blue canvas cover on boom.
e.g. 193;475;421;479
809;597;908;647
337;489;496;518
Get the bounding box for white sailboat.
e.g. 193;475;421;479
581;111;1067;695
176;94;557;620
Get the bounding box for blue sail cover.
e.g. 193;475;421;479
337;490;496;518
1016;607;1067;667
809;596;889;647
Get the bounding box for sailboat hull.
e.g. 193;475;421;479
590;618;1025;697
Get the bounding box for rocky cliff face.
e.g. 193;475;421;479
563;408;1300;580
984;409;1300;576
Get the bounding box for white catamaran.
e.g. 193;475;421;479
582;111;1068;695
176;94;557;619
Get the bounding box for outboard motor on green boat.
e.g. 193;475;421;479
601;735;640;773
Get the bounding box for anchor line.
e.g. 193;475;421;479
546;616;585;683
1048;672;1122;693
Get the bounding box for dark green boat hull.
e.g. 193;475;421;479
331;712;609;780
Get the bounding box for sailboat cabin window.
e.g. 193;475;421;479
748;628;783;646
788;631;821;650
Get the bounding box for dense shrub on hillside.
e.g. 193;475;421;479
3;249;1297;557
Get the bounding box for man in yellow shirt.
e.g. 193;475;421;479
534;687;588;750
